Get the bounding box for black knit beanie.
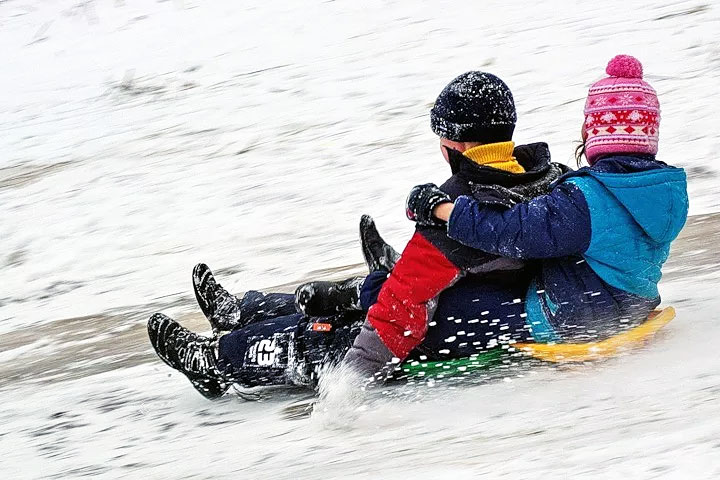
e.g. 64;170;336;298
430;71;516;143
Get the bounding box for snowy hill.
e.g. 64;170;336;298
1;0;719;478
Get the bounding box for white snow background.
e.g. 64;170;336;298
1;0;719;478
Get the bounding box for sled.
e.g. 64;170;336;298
513;306;676;362
400;348;505;378
281;309;676;419
401;307;675;378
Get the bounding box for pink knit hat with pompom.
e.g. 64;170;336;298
583;55;660;164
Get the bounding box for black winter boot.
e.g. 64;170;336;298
147;313;229;399
295;276;365;317
360;214;400;272
293;215;399;317
192;263;244;333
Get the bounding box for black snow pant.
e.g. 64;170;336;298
216;274;534;388
216;292;364;388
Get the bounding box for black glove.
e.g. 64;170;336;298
405;183;452;227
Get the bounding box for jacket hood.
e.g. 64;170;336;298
448;142;556;187
571;156;689;243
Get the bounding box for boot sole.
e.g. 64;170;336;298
192;263;216;320
147;313;228;400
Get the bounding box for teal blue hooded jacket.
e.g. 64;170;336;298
447;155;689;341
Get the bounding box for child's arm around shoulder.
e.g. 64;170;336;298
435;182;593;259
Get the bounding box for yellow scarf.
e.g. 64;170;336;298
462;141;525;174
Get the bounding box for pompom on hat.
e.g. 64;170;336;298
583;55;660;164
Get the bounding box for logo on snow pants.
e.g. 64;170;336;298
255;339;277;366
246;334;290;368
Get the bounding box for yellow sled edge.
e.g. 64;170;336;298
513;306;676;363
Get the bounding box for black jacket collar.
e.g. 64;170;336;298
447;142;553;188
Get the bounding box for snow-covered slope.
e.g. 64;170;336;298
1;0;719;478
2;0;719;328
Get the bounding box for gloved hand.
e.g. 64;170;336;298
405;183;452;227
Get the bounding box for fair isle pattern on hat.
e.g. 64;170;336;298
583;55;660;164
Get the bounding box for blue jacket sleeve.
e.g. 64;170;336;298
447;182;592;259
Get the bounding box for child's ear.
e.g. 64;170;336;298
441;145;452;163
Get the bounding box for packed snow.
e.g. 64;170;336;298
1;0;719;478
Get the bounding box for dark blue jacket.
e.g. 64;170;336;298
358;143;565;360
447;155;689;341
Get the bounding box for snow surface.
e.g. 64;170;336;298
1;0;720;478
